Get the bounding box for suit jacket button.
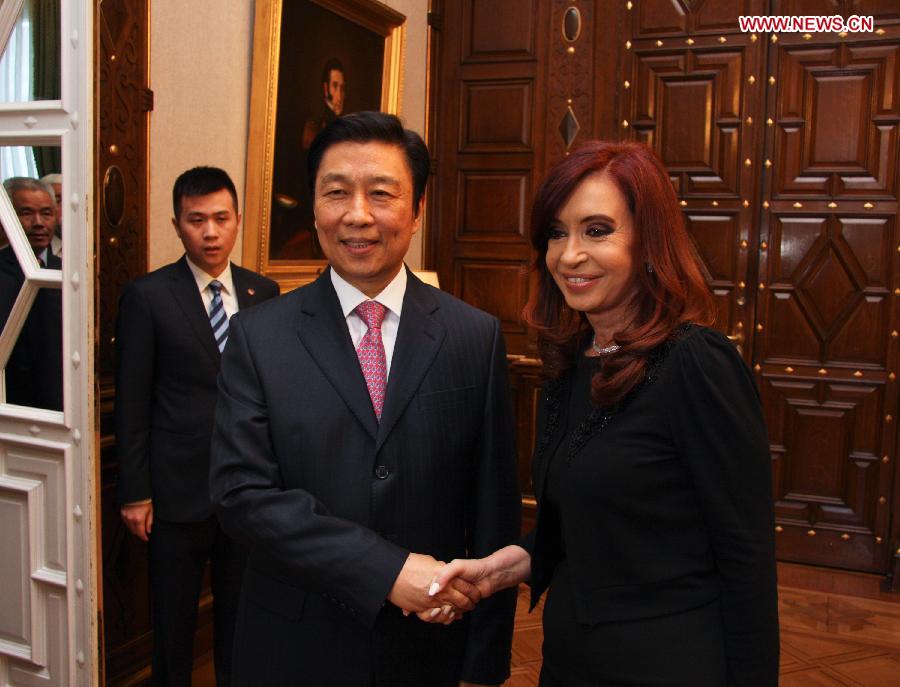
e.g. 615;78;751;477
375;465;389;479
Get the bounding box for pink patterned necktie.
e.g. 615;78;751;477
355;300;388;420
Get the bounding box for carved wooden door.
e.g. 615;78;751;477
431;0;551;355
96;0;159;682
621;0;900;576
756;19;899;575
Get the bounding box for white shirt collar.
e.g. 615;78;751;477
330;266;407;319
185;255;235;296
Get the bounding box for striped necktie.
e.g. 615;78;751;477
208;280;228;353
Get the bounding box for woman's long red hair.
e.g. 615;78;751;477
523;141;715;406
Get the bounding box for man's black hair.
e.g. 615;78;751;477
306;111;430;214
321;58;344;86
172;166;239;218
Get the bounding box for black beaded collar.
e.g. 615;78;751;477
535;324;696;464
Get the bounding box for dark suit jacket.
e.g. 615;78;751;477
0;246;63;410
209;268;521;685
115;256;279;522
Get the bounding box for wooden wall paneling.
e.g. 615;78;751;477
758;26;900;576
620;7;766;361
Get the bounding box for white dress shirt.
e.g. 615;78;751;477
185;256;238;318
330;266;406;377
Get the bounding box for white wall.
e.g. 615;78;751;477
148;0;429;271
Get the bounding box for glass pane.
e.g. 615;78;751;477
1;284;62;411
0;147;63;411
0;0;61;103
1;147;63;269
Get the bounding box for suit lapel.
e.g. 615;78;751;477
233;266;263;311
296;270;379;441
375;272;444;453
168;257;220;366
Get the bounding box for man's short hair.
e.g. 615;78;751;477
3;177;56;208
306;111;430;213
40;173;62;186
172;166;239;218
321;58;344;85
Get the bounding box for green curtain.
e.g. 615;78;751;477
30;0;61;177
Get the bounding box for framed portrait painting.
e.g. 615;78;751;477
243;0;405;289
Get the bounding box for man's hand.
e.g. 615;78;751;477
120;501;153;541
388;553;482;620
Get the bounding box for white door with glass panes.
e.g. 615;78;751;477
0;0;96;684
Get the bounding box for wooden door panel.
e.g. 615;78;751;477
456;261;531;338
774;44;899;199
763;375;890;571
461;0;537;63
459;79;534;152
633;0;765;37
759;214;893;366
684;212;744;333
632;48;747;195
457;170;529;241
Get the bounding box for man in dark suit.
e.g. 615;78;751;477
209;112;520;686
0;177;63;410
115;167;279;686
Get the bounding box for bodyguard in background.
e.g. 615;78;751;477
115;167;279;686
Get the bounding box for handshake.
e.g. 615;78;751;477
387;545;531;624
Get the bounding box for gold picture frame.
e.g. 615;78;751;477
243;0;406;291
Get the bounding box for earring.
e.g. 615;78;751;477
646;262;654;273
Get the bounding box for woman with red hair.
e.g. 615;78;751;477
432;141;779;685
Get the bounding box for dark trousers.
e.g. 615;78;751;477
149;516;247;687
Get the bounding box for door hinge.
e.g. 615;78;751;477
140;88;154;112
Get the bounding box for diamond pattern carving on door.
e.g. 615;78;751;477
758;214;893;366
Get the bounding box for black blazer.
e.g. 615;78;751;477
209;268;521;685
114;256;278;522
0;246;63;410
526;327;779;686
